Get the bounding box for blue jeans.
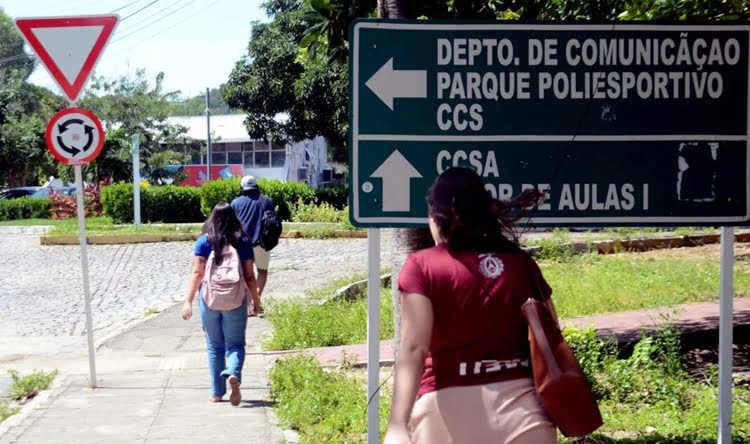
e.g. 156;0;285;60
199;295;247;397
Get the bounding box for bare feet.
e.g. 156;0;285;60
209;396;222;403
228;375;241;406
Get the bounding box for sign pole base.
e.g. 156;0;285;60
74;165;97;388
366;228;381;444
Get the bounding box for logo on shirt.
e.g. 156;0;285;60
478;253;504;279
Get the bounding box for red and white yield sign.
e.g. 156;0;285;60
14;15;119;102
45;108;105;165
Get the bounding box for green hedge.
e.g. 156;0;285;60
143;186;203;223
200;178;315;221
104;179;324;223
0;197;51;221
102;184;203;223
101;184;134;223
314;186;348;209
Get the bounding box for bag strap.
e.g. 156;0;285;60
524;252;546;302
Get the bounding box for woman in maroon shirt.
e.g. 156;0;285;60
384;167;558;444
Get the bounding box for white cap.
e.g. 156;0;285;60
240;175;258;190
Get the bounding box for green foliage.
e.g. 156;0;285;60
101;183;135;223
533;228;577;261
198;177;240;216
290;198;342;222
167;87;238;116
7;368;58;401
257;178;316;221
0;197;51;221
80;70;192;182
314;185;348;209
264;288;393;350
269;355;389;443
542;253;750;318
224;1;350;161
0;400;19;424
146;150;189;185
143;185;203;223
102;183;203;223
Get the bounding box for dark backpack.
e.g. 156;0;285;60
259;196;282;250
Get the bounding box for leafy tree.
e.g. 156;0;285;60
0;9;65;186
80;70;192;182
167;87;238;116
223;0;351;162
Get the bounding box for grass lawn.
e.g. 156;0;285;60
542;246;750;318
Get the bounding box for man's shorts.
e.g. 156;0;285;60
253;246;270;270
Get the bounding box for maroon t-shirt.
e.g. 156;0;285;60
398;243;552;398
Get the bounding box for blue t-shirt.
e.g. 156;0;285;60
194;234;254;261
231;193;272;245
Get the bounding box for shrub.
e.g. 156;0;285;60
103;183;203;223
290;199;342;223
269;355;381;443
314;185;348;209
0;197;51;221
7;368;58;402
143;185;202;223
49;184;102;220
199;178;316;221
101;183;135;223
258;178;315;221
199;178;240;216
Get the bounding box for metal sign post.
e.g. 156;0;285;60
74;165;97;388
132;134;141;228
366;228;381;444
17;15;120;389
718;227;734;443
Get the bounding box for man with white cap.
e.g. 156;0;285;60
231;175;274;316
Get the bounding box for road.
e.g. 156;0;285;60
0;234;393;367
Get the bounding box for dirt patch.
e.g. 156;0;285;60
612;241;750;262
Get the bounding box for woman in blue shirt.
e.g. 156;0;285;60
182;203;260;405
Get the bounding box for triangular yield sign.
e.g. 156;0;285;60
14;15;119;102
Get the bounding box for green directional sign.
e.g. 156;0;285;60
349;21;750;227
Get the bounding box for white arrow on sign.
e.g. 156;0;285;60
365;58;427;110
370;150;422;212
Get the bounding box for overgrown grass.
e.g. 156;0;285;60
264;288;393;350
8;369;58;402
269;329;750;443
542;253;750;318
269;355;390;443
560;328;750;443
0;401;20;423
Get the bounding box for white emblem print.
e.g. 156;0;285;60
478;253;504;279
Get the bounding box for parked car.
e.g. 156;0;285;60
0;186;76;199
0;187;42;199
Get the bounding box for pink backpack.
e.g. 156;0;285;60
202;245;247;311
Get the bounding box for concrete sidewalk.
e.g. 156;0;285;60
0;305;283;444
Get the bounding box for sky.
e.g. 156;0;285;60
1;0;267;98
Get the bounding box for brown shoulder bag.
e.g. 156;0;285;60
521;256;603;438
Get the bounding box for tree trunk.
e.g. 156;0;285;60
377;0;433;361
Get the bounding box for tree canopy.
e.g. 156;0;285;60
223;0;748;166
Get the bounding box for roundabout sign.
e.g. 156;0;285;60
45;107;105;165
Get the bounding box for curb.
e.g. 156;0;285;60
0;226;53;235
40;233;198;245
39;230;367;245
0;374;70;441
